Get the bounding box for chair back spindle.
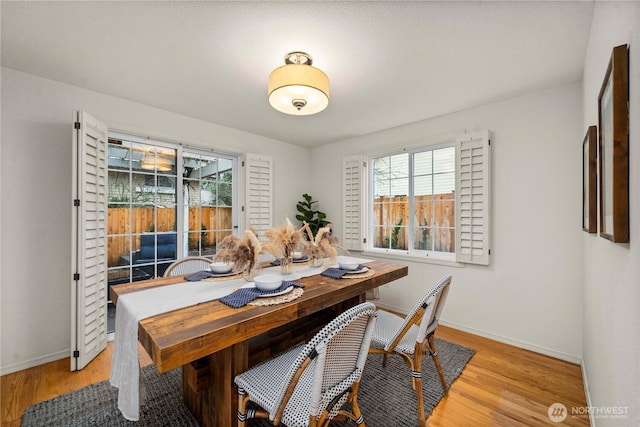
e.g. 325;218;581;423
163;256;212;277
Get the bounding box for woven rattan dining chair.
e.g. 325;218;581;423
163;256;212;277
234;302;377;427
368;274;452;427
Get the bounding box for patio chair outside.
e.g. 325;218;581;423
163;256;212;277
368;274;452;427
234;302;377;427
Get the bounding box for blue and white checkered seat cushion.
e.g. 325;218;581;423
235;343;314;426
371;275;452;357
235;302;377;427
370;310;415;354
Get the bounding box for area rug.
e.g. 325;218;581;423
22;338;474;426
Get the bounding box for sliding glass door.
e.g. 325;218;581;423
105;133;239;333
107;135;178;284
182;151;237;257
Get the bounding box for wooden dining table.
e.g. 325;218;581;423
110;259;408;427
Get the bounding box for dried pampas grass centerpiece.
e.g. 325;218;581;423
263;218;303;274
264;218;303;259
300;222;348;267
214;228;279;279
213;219;347;277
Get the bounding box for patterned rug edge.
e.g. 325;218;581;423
21;338;475;427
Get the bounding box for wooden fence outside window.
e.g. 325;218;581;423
373;194;455;252
107;206;232;267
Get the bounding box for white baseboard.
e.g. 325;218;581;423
0;349;69;376
373;301;582;364
1;334;115;376
2;311;585;377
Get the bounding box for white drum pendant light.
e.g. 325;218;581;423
268;52;329;115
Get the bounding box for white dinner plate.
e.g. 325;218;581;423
343;266;369;274
209;270;240;277
242;283;294;298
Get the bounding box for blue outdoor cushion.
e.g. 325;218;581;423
139;233;176;260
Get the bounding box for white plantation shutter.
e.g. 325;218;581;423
71;111;108;370
343;156;365;251
455;130;491;265
245;153;273;239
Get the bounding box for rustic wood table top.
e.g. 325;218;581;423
110;260;408;373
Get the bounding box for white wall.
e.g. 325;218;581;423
0;68;311;374
582;2;640;426
311;82;584;362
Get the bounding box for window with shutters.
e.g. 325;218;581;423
358;130;491;265
370;142;456;261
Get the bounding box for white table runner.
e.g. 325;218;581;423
109;257;373;421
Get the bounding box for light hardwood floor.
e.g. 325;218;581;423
0;325;589;426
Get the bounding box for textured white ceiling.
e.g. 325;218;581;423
1;1;594;147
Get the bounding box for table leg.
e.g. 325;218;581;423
182;341;248;427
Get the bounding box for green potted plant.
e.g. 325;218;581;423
295;193;330;238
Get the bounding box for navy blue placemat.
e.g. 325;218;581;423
219;281;304;308
185;270;241;281
320;265;366;279
184;270;214;281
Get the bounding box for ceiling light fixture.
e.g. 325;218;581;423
268;51;329;116
141;157;155;170
141;155;173;172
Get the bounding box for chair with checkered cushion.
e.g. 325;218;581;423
234;302;377;427
163;256;212;277
368;274;452;427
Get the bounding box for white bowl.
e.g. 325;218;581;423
338;256;359;271
210;262;233;274
253;274;283;291
292;251;303;260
